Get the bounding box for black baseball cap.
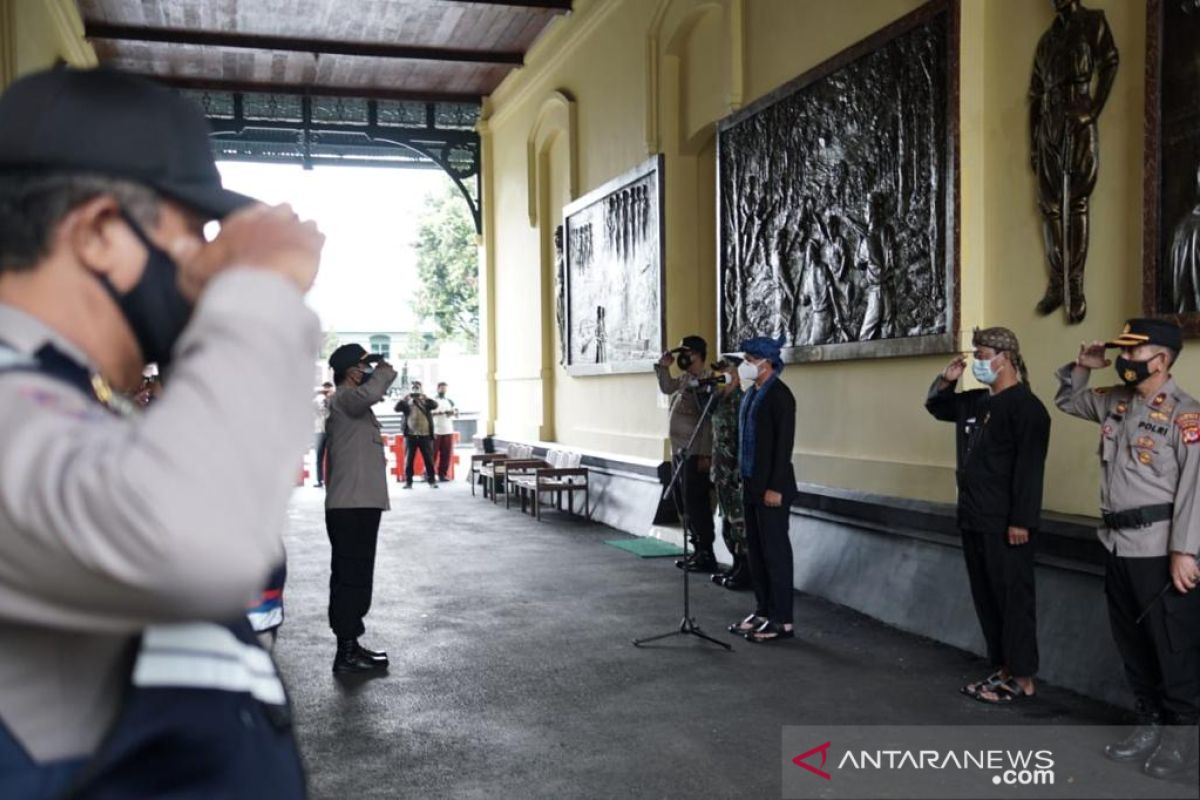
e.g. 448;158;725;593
0;68;255;220
329;344;371;372
669;335;708;355
1105;318;1183;352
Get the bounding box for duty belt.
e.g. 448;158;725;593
1102;504;1174;530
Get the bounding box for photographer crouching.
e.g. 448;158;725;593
656;335;718;573
395;381;439;489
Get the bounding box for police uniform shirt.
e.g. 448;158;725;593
1055;363;1200;557
0;270;320;763
926;378;1052;535
654;365;714;456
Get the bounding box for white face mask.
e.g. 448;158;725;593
737;361;760;383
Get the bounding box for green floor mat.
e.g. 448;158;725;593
604;537;684;558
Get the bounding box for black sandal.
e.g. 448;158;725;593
744;620;794;643
961;670;1004;699
973;677;1034;705
727;614;766;635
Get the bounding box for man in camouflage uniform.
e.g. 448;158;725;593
710;356;747;589
1055;318;1200;779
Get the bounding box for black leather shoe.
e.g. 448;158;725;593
674;552;701;570
683;553;718;573
1143;727;1197;780
333;639;385;674
1105;721;1163;762
720;572;752;590
355;642;389;667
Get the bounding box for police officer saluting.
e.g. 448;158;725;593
0;69;322;797
1055;318;1200;779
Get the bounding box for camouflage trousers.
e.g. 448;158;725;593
713;472;746;556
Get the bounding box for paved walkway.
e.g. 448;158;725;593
276;480;1129;799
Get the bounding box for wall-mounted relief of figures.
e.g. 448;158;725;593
1144;0;1200;335
563;156;665;375
717;0;958;362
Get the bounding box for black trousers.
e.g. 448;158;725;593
960;529;1039;677
1106;550;1200;725
314;432;328;485
404;435;436;484
672;455;714;553
325;508;382;640
744;499;793;625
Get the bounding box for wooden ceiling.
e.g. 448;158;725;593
78;0;573;102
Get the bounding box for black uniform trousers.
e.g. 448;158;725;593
961;529;1039;677
672;455;715;553
325;508;382;640
404;435;437;485
1106;549;1200;725
744;499;794;625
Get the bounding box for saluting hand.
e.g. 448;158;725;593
1007;526;1029;546
940;355;967;386
1170;552;1200;594
175;203;324;300
658;351;675;368
1076;341;1111;371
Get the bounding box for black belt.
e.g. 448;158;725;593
1102;504;1174;530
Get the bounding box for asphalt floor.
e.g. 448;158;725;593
275;477;1148;800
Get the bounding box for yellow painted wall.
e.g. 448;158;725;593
0;0;96;89
484;0;1160;519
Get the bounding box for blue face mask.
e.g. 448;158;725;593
972;356;999;386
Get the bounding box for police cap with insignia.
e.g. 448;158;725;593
669;335;708;356
329;344;382;372
1105;318;1183;352
0;68;255;220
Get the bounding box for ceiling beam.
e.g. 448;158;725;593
443;0;572;8
141;75;483;105
85;22;525;65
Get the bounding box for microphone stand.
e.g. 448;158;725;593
634;383;732;651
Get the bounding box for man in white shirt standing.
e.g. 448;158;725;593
432;381;458;482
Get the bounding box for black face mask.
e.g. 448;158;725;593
1115;355;1158;387
675;352;693;370
97;212;193;368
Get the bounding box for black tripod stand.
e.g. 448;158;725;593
634;386;731;651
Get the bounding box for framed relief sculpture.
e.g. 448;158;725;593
1144;0;1200;334
717;0;959;363
563;155;666;375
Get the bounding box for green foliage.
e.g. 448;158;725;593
320;331;341;360
411;183;479;352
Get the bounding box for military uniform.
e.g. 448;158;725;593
711;382;746;563
1055;324;1200;730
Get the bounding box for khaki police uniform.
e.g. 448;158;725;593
1055;363;1200;724
0;270;319;763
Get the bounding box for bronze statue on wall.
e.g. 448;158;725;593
1029;0;1119;324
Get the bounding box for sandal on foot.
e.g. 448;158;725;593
961;670;1005;699
973;677;1034;705
745;620;794;643
727;614;766;635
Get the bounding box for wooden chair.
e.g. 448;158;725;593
504;458;550;510
531;451;590;521
470;454;507;498
482;444;533;503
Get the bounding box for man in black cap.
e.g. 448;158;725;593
926;327;1051;704
325;343;397;673
0;68;321;797
656;335;718;572
1056;318;1200;778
